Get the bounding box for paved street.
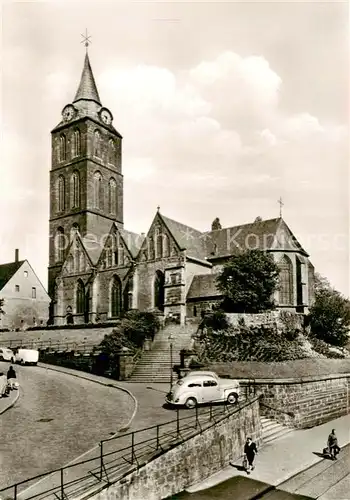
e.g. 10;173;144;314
0;361;134;489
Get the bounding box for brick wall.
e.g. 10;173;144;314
90;397;262;500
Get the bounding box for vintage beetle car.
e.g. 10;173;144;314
166;371;240;408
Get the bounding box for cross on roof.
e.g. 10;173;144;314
278;196;284;218
81;29;92;51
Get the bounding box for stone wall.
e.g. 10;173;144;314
247;374;350;429
90;397;262;500
225;310;305;332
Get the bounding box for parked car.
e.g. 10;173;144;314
166;372;240;408
12;348;39;366
0;347;14;362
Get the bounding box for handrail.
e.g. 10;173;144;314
260;400;295;418
0;397;256;500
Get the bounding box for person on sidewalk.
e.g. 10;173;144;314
0;372;8;397
244;437;258;473
327;429;340;460
7;365;17;390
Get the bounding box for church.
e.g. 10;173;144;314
48;51;315;326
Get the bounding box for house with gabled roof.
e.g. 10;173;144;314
48;50;315;326
0;250;50;330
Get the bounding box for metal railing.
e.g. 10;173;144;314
0;399;250;500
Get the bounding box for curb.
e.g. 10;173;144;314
20;364;139;497
37;363;138;433
0;389;20;415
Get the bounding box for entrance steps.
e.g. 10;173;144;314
129;323;198;383
260;416;294;445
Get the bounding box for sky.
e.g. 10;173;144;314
0;0;349;296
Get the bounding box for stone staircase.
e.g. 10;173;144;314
260;416;294;445
129;323;198;383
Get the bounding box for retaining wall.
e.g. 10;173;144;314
244;374;350;429
90;397;262;500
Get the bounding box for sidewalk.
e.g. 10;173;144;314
0;387;20;415
186;413;350;493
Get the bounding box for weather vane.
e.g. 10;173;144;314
81;29;92;51
278;196;284;218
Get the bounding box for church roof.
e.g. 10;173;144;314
119;228;144;259
187;273;222;300
202;217;308;259
0;260;25;291
73;53;101;105
160;214;208;261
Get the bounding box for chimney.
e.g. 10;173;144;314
15;249;19;262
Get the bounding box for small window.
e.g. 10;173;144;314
24;271;28;278
203;380;218;387
188;382;202;388
15;285;20;292
32;287;36;299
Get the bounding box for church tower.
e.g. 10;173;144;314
48;50;123;300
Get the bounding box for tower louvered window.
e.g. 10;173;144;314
58;176;65;212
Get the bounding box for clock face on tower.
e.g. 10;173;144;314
62;105;76;122
99;108;113;125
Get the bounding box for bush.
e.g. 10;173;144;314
98;310;160;356
199;310;229;331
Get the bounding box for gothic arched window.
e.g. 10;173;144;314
163;234;170;257
55;227;65;263
148;236;154;260
57;175;65;212
279;255;293;305
70;223;80;240
73;129;81;157
59;135;66;161
70;171;80;208
93;171;103;210
94;130;101;158
108;139;115;165
156;233;163;258
108;178;117;214
110;276;121;317
76;279;85;314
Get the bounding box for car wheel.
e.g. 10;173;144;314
185;397;197;409
227;392;238;404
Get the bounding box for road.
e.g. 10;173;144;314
0;361;134;489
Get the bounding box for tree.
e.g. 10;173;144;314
216;249;280;313
309;274;350;347
0;298;4;316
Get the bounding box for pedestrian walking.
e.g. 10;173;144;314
327;429;340;460
244;437;258;473
7;365;17;390
0;372;8;397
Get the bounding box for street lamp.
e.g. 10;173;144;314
168;333;174;390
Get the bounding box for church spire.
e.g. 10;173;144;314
73;52;101;105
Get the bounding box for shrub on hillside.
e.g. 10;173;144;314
199;310;229;331
194;323;308;363
97;310;160;356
